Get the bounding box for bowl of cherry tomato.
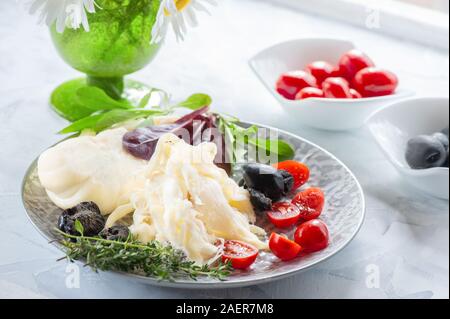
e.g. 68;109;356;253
249;38;412;131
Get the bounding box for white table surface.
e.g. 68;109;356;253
0;0;449;299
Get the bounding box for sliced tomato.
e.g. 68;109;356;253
267;202;301;228
273;160;310;191
269;233;302;261
292;187;325;221
221;240;259;269
294;220;329;253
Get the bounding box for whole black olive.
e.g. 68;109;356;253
248;188;273;212
279;170;294;194
99;225;130;241
58;202;105;237
405;135;447;169
242;164;285;201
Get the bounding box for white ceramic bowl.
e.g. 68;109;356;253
368;97;449;200
249;38;412;131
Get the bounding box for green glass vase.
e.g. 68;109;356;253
49;0;162;122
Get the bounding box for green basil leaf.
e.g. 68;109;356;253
59;109;166;134
59;114;104;134
93;109;164;132
138;92;152;108
176;93;212;110
249;138;295;162
76;87;133;111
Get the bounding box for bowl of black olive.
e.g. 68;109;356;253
368;97;449;200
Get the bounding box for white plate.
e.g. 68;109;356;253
22;122;366;289
368;97;449;200
249;38;412;131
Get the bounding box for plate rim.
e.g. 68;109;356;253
21;121;366;289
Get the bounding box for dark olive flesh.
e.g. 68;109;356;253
58;202;105;237
242;163;287;201
99;225;130;241
248;188;273;212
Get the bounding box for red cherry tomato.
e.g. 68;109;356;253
294;220;329;253
322;77;353;99
350;88;362;99
292;187;325;221
306;61;335;86
269;233;302;261
295;87;324;100
267;202;301;228
338;49;375;81
273;160;310;191
276;71;318;100
353;67;398;97
222;240;259;269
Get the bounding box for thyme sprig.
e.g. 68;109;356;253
55;228;232;282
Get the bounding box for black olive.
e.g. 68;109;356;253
405;135;447;169
58;202;105;237
279;170;294;195
242;164;285;201
99;225;130;241
248;188;273;212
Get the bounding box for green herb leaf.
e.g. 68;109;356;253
59;109;166;134
248;138;295;163
138;92;152;108
73;220;84;236
216;114;295;164
58;114;104;134
176;93;212;110
76;87;133;111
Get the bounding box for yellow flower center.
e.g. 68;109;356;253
175;0;191;11
165;0;192;15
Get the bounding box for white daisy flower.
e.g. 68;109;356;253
29;0;98;33
151;0;217;44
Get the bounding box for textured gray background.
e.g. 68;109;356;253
0;0;449;298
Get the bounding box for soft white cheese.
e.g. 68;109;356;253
37;128;147;214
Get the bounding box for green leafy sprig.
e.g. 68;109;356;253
55;228;232;282
58;88;213;135
217;114;295;165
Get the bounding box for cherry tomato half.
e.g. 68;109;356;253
274;160;310;191
269;233;302;261
267;202;301;228
353;67;398;97
322;77;353;99
306;61;335;86
222;240;259;269
350;88;362;99
295;87;324;100
338;49;375;81
292;187;325;221
294;220;329;253
276;71;318;100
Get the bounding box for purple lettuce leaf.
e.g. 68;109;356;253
123;107;227;167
